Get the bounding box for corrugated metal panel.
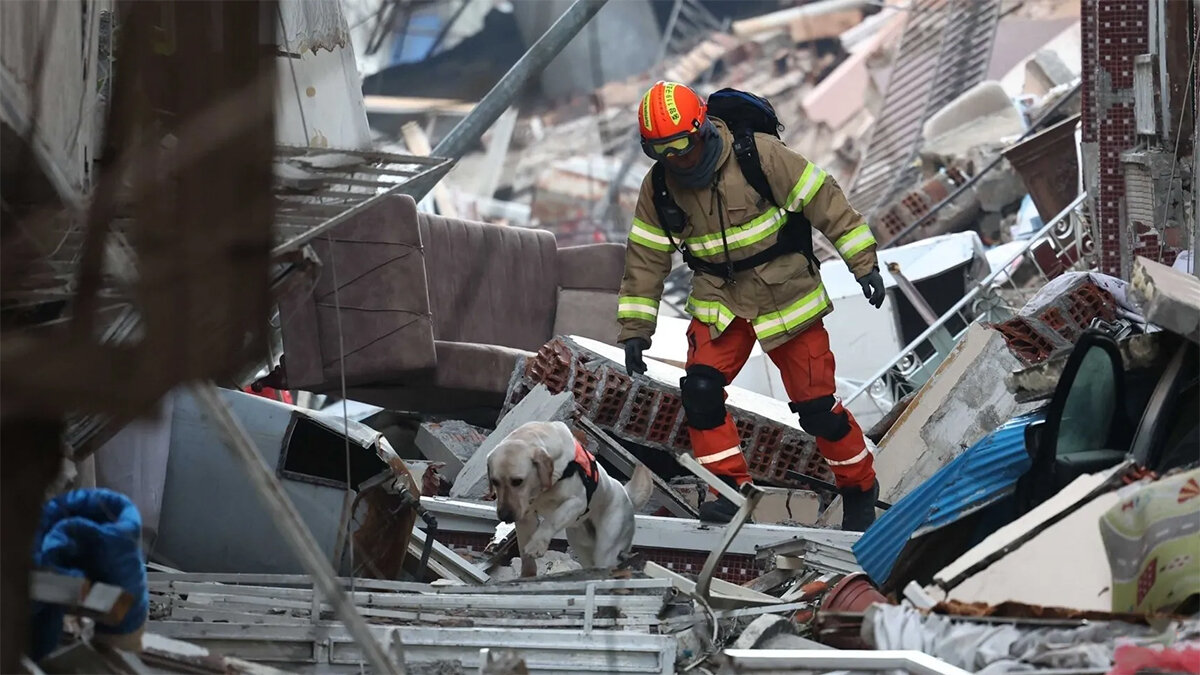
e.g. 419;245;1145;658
848;0;1002;219
852;411;1044;585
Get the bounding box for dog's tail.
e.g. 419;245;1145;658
624;464;655;511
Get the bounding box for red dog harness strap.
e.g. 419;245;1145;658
560;439;600;503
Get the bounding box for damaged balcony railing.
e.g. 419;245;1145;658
846;192;1092;415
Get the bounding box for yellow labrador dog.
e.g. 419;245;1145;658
487;421;653;577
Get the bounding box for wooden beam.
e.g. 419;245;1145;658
401;122;458;219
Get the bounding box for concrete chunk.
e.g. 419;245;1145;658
733;615;797;650
450;385;575;499
415;420;489;480
874;325;1031;502
1132;256;1200;343
1025;49;1075;96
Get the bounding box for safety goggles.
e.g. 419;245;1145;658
641;130;700;160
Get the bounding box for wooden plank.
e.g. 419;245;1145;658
401;122;457;218
363;95;476;115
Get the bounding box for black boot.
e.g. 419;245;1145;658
840;480;879;532
698;476;742;524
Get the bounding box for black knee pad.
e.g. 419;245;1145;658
680;365;728;430
790;395;851;441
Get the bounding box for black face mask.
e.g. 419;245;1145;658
664;120;723;189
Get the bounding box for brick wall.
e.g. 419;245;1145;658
1081;0;1098;145
1083;0;1189;277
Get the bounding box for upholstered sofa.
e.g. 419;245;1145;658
277;193;624;421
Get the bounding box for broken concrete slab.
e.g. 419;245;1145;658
789;8;863;43
755;489;821;526
874;324;1030;502
933;462;1128;590
967;146;1028;213
822;324;1033;526
450;384;575;499
943;487;1120;611
1131;256;1200;344
415;420;489;481
922;81;1026;160
733;615;797;650
1024;49;1075;96
761;634;834;650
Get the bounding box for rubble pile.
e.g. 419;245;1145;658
18;1;1200;673
429;5;910;242
992;273;1121;364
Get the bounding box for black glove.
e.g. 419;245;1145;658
623;338;649;376
857;268;885;309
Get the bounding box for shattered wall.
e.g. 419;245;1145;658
1082;0;1193;278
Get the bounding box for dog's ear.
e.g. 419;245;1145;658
485;465;495;500
533;447;555;489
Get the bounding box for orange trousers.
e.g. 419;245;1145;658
684;318;876;491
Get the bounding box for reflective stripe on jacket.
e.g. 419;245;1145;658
617;118;879;352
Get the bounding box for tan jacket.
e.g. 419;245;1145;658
617;119;879;353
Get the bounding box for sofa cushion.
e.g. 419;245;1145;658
552;289;620;347
418;214;559;351
557;243;626;291
432;340;530;395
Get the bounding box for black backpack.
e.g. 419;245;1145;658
650;88;818;278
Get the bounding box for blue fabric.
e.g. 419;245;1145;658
30;489;148;660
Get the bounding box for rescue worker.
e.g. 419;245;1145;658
617;81;886;531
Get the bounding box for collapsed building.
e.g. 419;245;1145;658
2;0;1198;673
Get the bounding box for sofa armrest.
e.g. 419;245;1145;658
556;243;626;292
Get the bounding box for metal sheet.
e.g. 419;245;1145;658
852;412;1042;585
723;648;972;675
420;496;857;556
156;387;406;576
149;622;677;674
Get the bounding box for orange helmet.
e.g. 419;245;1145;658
638;81;707;158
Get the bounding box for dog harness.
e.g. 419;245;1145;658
560;440;600;504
